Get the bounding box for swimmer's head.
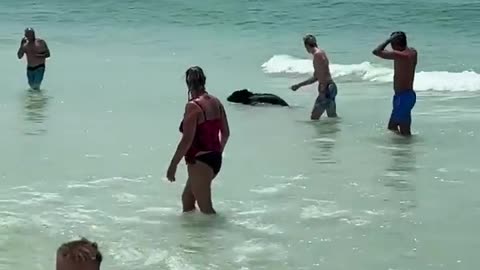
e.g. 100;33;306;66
185;66;206;97
56;238;102;270
303;34;318;53
24;28;35;41
390;31;407;50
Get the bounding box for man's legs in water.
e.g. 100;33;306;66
325;83;338;118
399;123;412;136
312;83;338;120
312;98;338;120
27;66;45;90
387;118;411;136
311;107;325;120
326;100;337;118
389;91;414;136
311;96;326;120
388;117;399;133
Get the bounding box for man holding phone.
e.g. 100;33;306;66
17;28;51;90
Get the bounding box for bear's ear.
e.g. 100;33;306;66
240;89;253;96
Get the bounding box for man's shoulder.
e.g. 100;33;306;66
314;48;326;55
313;50;327;60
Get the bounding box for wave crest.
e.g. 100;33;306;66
261;55;480;92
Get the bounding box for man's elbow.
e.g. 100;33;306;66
372;49;379;56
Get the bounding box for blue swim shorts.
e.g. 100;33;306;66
390;90;416;124
26;64;46;90
313;82;338;117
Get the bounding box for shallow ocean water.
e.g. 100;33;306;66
1;0;479;269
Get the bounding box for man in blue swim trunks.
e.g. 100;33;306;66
17;28;51;90
291;34;338;120
373;31;417;136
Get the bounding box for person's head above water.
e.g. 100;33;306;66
185;66;207;98
390;31;407;51
24;27;36;41
56;238;103;270
303;34;318;54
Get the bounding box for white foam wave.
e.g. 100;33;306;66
261;54;480;92
231;218;283;235
250;183;291;194
233;240;286;263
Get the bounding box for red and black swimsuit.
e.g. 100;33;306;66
179;101;223;175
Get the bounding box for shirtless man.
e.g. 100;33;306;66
373;31;417;136
290;34;338;120
17;28;50;90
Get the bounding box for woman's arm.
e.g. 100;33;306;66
169;103;199;167
219;102;230;152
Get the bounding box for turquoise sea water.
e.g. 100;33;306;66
1;0;480;269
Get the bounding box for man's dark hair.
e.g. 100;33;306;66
391;31;407;47
57;238;103;267
303;34;317;48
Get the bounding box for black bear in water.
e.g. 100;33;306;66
227;89;289;106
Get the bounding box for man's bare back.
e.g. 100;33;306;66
393;47;417;92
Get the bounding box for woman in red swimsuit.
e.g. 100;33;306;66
167;66;230;214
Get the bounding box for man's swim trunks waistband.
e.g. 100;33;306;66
394;89;416;95
27;63;45;71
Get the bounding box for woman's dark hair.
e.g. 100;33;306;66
185;66;206;91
